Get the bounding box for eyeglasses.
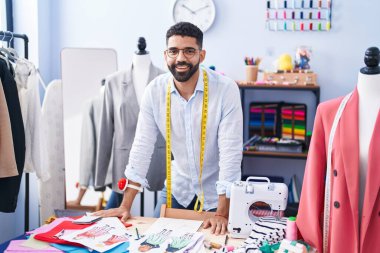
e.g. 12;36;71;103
165;47;200;59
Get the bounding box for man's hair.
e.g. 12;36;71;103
166;22;203;49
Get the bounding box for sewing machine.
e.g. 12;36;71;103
227;177;288;238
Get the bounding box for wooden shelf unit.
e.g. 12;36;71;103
238;82;320;161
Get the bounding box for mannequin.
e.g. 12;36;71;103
357;47;380;217
105;37;153;209
97;37;166;211
132;37;151;106
297;47;380;252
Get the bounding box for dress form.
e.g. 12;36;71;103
357;47;380;218
132;37;151;106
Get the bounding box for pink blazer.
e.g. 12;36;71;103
297;88;380;253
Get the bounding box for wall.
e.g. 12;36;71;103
44;0;380;101
42;0;380;187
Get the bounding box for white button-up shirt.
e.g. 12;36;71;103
125;67;242;210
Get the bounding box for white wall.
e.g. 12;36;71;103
42;0;380;189
43;0;380;101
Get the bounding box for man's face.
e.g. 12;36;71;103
165;35;205;82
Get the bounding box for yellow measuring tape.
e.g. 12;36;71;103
166;69;208;212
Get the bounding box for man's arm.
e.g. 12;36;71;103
204;80;243;235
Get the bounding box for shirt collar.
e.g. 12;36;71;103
170;67;206;94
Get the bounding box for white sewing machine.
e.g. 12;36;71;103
227;177;288;238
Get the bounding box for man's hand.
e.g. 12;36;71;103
92;181;139;222
203;194;230;235
203;215;228;235
92;206;131;222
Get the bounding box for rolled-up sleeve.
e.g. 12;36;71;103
124;84;159;188
216;81;243;196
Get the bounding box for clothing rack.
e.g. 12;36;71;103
0;31;30;232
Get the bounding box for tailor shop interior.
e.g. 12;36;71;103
0;1;379;253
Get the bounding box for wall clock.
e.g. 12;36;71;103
172;0;216;32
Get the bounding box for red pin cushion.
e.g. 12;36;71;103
118;178;143;192
118;178;128;191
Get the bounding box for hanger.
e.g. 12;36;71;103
0;32;10;69
2;32;19;63
36;68;47;90
8;32;19;62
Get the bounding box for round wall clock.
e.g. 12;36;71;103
172;0;216;32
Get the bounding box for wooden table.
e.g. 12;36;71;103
125;216;244;252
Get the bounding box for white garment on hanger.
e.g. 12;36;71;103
14;58;49;181
38;80;65;223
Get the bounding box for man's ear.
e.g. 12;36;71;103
200;50;206;63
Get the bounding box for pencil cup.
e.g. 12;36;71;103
246;65;258;82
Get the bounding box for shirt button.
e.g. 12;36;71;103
333;170;338;177
334;201;340;208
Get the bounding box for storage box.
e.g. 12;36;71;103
263;72;317;86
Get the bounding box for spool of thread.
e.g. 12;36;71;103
225;245;235;252
204;240;222;250
210;241;222;249
286;216;298;241
326;21;331;31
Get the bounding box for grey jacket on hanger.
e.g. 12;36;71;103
79;91;112;190
95;64;166;192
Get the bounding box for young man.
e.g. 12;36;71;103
94;22;242;235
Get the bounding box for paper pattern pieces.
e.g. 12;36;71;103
60;217;131;253
129;218;203;253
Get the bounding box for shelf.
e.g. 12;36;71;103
237;82;320;91
243;150;308;160
239;81;318;163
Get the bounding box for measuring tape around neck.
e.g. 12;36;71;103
323;92;352;253
166;69;208;212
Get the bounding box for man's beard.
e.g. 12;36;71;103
168;61;200;82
